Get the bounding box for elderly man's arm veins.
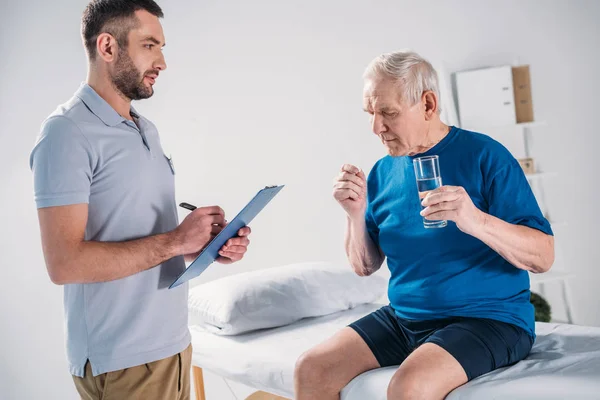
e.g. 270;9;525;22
475;213;554;274
345;216;385;276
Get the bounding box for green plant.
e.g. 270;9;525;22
530;291;551;322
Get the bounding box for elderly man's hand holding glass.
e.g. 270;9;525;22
420;184;485;235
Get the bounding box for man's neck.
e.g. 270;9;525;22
409;120;451;156
87;72;133;121
427;121;451;149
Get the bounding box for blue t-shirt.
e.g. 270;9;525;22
365;126;553;337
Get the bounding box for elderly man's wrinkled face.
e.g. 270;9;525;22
363;77;429;157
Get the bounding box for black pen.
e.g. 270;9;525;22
179;202;229;225
179;202;197;211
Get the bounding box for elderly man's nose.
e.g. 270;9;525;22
372;115;386;134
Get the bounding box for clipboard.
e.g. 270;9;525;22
169;185;285;289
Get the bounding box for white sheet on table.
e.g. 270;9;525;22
190;303;600;399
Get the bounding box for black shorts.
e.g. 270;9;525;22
349;305;534;380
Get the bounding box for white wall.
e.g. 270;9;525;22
2;1;599;399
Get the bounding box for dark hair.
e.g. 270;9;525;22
81;0;164;60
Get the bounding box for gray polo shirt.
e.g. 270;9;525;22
30;83;190;377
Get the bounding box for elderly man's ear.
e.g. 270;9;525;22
423;90;438;120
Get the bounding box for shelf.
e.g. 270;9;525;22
512;121;547;129
524;171;557;180
529;269;574;285
461;120;547;131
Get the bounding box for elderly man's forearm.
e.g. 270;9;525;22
345;217;384;276
474;212;555;273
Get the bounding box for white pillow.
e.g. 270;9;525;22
188;261;388;335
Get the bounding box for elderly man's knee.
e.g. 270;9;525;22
387;372;428;400
294;350;330;387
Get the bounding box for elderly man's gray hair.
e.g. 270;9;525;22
364;50;442;114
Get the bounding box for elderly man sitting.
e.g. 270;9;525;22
294;50;555;400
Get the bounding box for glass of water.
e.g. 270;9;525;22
413;155;447;228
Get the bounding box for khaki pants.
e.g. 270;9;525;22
73;344;192;400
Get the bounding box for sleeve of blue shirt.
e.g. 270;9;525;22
365;207;379;245
485;158;553;236
365;165;380;246
30;116;95;209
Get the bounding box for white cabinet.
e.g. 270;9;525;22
455;66;516;130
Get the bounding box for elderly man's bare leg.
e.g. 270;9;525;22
387;342;468;400
294;327;380;400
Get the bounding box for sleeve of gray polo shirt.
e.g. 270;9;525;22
30;116;95;208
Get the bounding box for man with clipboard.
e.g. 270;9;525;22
29;1;254;399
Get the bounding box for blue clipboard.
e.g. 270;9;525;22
169;185;285;289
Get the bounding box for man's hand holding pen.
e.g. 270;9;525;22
176;202;251;264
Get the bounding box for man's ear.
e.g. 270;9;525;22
96;33;119;63
422;90;438;120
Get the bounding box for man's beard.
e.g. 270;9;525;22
111;49;155;101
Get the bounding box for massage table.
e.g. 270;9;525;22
189;303;600;399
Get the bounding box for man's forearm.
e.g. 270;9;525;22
345;216;384;276
472;211;554;273
51;231;182;284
